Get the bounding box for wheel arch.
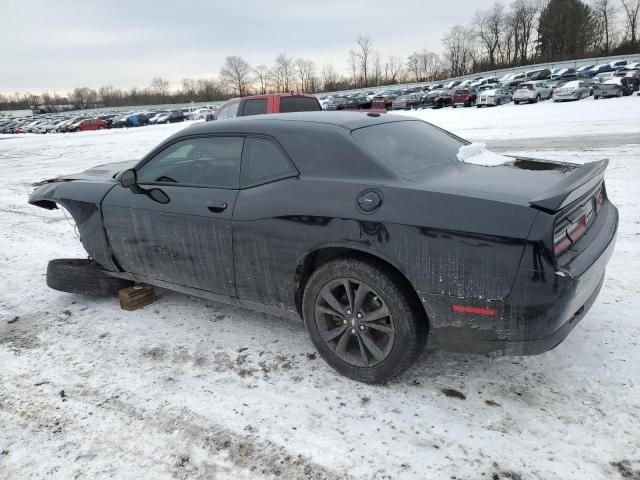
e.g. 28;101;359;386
293;244;429;328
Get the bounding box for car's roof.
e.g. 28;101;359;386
180;111;411;135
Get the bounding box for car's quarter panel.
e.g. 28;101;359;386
101;185;238;296
232;177;531;315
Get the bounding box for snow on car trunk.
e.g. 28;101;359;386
456;142;512;166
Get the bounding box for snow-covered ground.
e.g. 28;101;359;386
1;100;640;480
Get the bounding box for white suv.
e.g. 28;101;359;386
513;81;552;104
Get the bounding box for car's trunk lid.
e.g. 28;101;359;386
406;157;607;212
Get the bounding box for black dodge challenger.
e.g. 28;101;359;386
29;112;618;383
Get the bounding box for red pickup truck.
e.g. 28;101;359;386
214;93;321;120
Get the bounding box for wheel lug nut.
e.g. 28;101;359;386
351;328;356;334
359;325;365;330
346;309;351;315
356;313;362;319
342;319;347;325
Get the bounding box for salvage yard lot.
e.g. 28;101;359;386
1;98;640;479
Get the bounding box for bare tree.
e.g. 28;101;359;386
384;56;404;83
348;50;360;87
150;77;170;97
322;64;337;90
220;56;252;96
591;0;618;54
272;53;294;92
419;50;442;80
510;0;539;65
443;25;476;76
353;35;374;86
253;65;269;94
294;58;316;91
473;2;504;67
620;0;640;45
181;78;196;98
371;51;383;85
70;87;98;109
406;52;422;81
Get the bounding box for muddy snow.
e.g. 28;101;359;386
1;97;640;480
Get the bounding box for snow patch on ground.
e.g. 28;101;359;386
392;94;640;140
1;110;640;480
456;142;512;166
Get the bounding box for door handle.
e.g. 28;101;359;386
207;201;228;213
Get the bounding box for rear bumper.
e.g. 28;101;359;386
431;200;618;356
436;272;606;355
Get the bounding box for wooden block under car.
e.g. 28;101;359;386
118;284;155;311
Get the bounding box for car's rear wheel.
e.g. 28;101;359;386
302;257;427;383
535;94;541;103
46;258;133;296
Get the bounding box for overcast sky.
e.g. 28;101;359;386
0;0;495;94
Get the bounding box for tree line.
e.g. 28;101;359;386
1;0;638;112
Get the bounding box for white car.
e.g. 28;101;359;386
34;121;58;134
189;108;212;120
476;88;512;107
552;80;591;102
513;81;552;104
594;72;615;83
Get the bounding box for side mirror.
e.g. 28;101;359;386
119;169;137;188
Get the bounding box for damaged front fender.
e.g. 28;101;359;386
29;180;119;271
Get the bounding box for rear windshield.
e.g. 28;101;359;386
454;89;470;94
279;96;321;113
351;121;465;177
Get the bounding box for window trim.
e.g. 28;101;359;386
239;135;299;189
134;134;246;190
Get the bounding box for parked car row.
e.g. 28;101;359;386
0;105;217;135
316;60;640;113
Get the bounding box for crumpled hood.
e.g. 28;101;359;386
33;159;139;186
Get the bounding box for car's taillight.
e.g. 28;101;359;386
554;187;603;257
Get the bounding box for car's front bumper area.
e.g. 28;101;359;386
428;200;618;356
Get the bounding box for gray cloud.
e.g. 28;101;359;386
0;0;495;93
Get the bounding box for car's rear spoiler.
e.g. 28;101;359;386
529;159;608;212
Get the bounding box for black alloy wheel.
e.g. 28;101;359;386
315;278;395;368
302;257;427;383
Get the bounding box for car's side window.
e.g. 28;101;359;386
241;99;268;116
227;102;240;119
137;137;244;188
217;106;229;119
240;137;297;187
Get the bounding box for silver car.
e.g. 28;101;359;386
476;88;512;107
513;81;552;104
552;80;591;102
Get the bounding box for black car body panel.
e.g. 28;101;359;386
29;112;618;356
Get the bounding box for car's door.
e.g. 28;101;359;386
101;135;244;296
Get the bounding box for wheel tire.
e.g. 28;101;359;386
476;105;481;108
594;96;599;100
302;257;427;384
535;94;541;103
46;259;133;296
